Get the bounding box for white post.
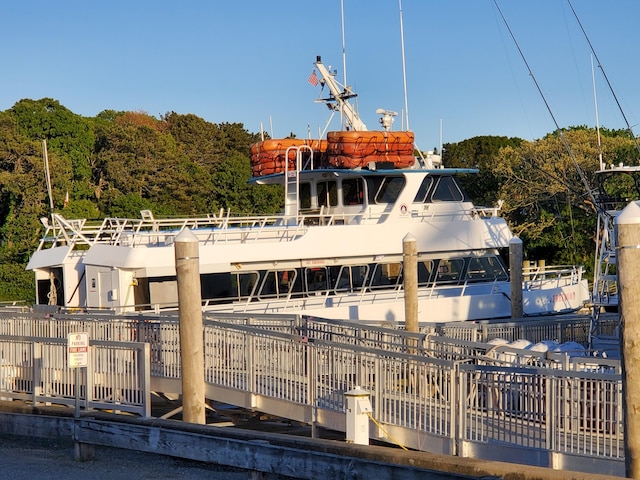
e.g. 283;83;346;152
344;387;372;445
615;201;640;479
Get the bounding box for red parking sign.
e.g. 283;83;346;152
68;332;89;368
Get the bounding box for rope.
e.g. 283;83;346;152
366;411;409;451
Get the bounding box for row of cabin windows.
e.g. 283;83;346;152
142;255;508;305
299;175;466;209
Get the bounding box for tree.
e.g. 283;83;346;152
10;98;94;200
209;153;282;215
493;127;638;270
443;136;522;207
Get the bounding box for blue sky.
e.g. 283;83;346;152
2;1;639;147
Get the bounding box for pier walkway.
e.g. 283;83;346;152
0;310;624;477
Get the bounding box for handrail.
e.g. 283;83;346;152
35;207;507;252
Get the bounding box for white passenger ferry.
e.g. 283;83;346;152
26;56;589;322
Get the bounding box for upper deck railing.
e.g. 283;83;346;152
35;204;501;252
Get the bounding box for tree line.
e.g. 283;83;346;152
0;98;637;302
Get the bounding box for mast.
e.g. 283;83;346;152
591;54;604;171
314;56;368;131
42;140;55;218
568;0;640;155
341;0;347;89
398;0;410;131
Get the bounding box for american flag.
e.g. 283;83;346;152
308;70;319;87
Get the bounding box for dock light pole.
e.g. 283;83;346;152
174;229;206;425
509;237;523;319
616;201;640;479
403;233;418;335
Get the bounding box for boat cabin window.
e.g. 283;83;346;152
432;176;464;202
335;265;369;293
413;177;434;203
299;182;312;209
257;269;301;299
465;256;508;282
417;260;436;285
231;271;259;299
368;262;402;289
366;176;405;204
305;267;329;294
317;180;338;207
435;259;464;283
414;175;464;203
341;178;364;206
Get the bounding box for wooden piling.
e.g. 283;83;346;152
616;201;640;479
403;233;418;333
174;229;206;425
509;237;523;319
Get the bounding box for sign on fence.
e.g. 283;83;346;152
67;332;89;368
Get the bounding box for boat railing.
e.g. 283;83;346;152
523;265;585;289
36;202;512;251
470;205;502;218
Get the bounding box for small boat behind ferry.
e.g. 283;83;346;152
26;56;589;322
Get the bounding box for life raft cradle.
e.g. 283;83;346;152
250;131;415;176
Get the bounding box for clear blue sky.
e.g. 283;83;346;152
2;1;639;147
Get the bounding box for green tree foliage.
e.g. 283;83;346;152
1;96;637;303
10;98;94;200
492;128;638;270
443;136;523;206
0;100;282;301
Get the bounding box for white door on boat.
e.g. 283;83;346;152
99;270;113;309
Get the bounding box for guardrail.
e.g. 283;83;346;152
0;334;150;417
0;311;625;476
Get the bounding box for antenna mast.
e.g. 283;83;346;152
42;140;55;217
568;0;640;155
341;0;347;88
493;0;597;207
398;0;410;131
591;54;604;171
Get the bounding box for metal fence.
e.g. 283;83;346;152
0;310;625;476
0;332;150;417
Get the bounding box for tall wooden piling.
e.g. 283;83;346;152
509;237;523;319
616;201;640;479
174;229;206;425
403;233;418;333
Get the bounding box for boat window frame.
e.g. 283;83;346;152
464;256;509;283
317;180;338;208
366;176;406;204
231;271;260;301
413;175;466;203
367;262;402;290
434;258;465;284
298;181;313;209
333;264;370;293
256;269;301;300
304;267;330;296
341;178;365;206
